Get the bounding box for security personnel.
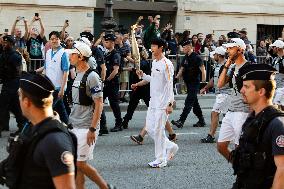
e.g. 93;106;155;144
0;35;25;136
231;64;284;189
100;33;123;132
172;39;207;128
121;58;151;129
16;73;76;188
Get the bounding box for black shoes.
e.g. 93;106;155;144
200;134;215;143
171;120;184;128
99;129;109;136
130;135;143;145
168;133;177;142
121;119;129;129
110;125;123;132
193;120;206;127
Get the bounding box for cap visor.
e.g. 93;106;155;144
223;43;236;48
65;49;78;55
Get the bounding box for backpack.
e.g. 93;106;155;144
0;118;77;189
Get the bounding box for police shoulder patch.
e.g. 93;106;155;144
276;135;284;147
61;151;74;165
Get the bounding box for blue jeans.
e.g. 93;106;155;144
53;90;69;124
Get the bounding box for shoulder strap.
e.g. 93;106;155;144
28;118;77;173
81;68;93;84
257;106;284;144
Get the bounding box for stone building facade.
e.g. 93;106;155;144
176;0;284;44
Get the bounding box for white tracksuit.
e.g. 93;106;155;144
142;57;176;163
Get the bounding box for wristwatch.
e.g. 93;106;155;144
89;127;96;133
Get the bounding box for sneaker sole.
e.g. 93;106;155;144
148;162;167;168
130;136;143;145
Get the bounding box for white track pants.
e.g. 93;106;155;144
145;108;176;162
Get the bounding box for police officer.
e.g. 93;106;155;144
121;56;151;129
16;73;76;188
0;35;25;136
100;33;123;132
171;39;207;128
231;64;284;189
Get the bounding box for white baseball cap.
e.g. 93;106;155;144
65;41;92;57
214;46;226;55
269;40;284;48
223;38;246;50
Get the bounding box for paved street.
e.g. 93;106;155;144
0;95;236;189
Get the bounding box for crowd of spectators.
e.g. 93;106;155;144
1;14;283;98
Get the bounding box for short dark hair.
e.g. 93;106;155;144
21;89;53;108
253;80;276;100
49;31;60;39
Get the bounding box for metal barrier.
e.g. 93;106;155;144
28;59;45;72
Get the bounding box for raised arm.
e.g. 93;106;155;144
38;17;45;39
11;17;20;36
60;21;69;41
217;59;232;88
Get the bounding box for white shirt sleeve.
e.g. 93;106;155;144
142;73;152;82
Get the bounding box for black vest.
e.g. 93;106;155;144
78;68;95;106
231;106;284;189
0;117;77;189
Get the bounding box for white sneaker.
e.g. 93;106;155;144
148;159;167;168
167;143;179;161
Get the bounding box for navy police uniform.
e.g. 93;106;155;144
100;34;123;132
231;64;284;189
0;35;26;135
172;40;205;128
121;59;151;128
18;73;76;189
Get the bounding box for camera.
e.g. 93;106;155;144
17;16;25;21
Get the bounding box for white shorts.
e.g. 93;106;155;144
72;128;99;161
273;88;284;105
218;111;249;145
212;94;230;114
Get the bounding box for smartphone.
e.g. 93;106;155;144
35;13;39;17
4;29;8;33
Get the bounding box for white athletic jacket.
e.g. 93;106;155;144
142;57;174;109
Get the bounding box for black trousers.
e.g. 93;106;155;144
0;84;25;132
179;82;203;123
100;81;122;127
123;86;150;122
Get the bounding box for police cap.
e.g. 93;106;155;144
239;64;277;81
20;72;55;98
80;31;94;42
151;37;167;48
227;32;240;39
181;39;192;47
103;33;116;41
3;35;16;44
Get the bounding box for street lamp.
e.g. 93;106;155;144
101;0;117;33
